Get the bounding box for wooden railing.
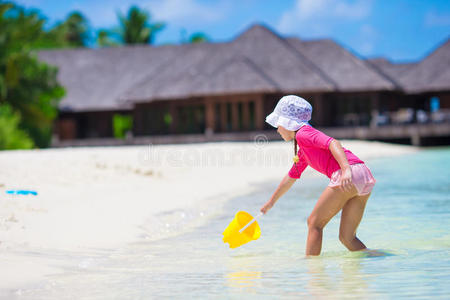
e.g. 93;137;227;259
51;122;450;147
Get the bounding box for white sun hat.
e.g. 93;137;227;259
265;95;312;131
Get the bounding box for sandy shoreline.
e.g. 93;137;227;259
0;139;418;289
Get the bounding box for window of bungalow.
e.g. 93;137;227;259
249;101;255;130
144;103;170;135
238;102;243;131
263;96;278;130
226;102;232;131
214;103;221;132
336;95;371;126
178;104;205;134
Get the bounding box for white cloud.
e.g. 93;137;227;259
277;0;373;34
335;1;372;19
358;41;373;55
425;10;450;27
360;24;378;38
354;24;379;56
294;0;329;20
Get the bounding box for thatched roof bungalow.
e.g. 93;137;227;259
37;24;449;142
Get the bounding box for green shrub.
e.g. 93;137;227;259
113;114;133;139
0;104;34;150
1;3;65;148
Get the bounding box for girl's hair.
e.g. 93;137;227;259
293;129;299;156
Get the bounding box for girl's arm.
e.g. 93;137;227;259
260;174;297;214
329;139;353;192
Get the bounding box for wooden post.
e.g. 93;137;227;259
58;118;77;140
370;93;380;129
220;101;227;132
205;98;215;135
98;112;110;137
133;106;142;136
242;100;250;130
231;101;239;131
314;94;325;126
411;130;421;146
254;95;264;130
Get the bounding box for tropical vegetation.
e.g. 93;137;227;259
0;1;209;149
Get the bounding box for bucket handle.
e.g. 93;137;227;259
239;212;263;234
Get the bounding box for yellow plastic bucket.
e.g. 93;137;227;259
223;211;261;248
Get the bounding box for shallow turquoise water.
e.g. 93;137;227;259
9;147;450;299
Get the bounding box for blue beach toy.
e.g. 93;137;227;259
6;190;38;196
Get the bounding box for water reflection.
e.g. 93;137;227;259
305;257;334;296
224;252;392;299
225;256;262;294
340;258;369;298
306;255;370;299
225;271;262;290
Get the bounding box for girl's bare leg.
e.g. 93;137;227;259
306;186;358;256
339;193;370;251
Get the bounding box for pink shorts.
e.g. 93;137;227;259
328;163;376;196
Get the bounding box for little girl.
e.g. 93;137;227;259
260;95;376;256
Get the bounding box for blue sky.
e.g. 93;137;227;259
15;0;450;63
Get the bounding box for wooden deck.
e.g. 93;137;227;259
323;123;450;146
52;123;450;147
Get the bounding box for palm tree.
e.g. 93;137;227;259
47;11;90;47
117;6;164;44
64;11;90;46
96;29;119;47
189;32;210;44
0;2;65;148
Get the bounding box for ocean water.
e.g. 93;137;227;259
5;147;450;299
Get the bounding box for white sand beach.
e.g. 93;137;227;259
0;139;418;289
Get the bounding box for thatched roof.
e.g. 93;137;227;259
38;24;444;112
366;38;450;94
398;38;450;93
121;25;338;105
287;38;396;91
37;45;183;111
367;58;416;79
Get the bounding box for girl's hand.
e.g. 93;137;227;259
260;200;275;214
340;167;354;192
